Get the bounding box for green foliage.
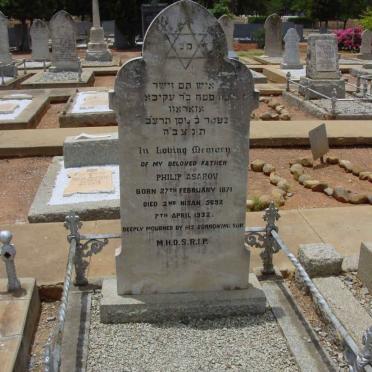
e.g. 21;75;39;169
248;15;267;24
248;196;266;212
209;0;232;18
361;7;372;30
253;28;265;48
286;16;314;28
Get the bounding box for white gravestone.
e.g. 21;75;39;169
50;10;79;72
299;34;345;99
281;28;302;69
109;0;258;298
30;19;50;61
360;30;372;60
85;0;112;61
264;14;282;57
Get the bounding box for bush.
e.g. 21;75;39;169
253;28;265;48
248;16;267;24
360;7;372;31
334;27;362;52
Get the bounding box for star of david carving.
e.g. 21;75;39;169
165;23;207;70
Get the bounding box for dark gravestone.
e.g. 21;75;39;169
141;3;168;37
102;20;115;37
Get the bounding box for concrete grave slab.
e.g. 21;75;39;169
0;93;49;130
59;90;116;127
81;59;120;68
0;278;40;372
21;70;94;89
101;274;266;323
254;55;284;65
17;61;52;70
28;156;120;223
0;74;33;90
251;70;267;83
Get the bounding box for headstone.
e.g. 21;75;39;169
309;123;329;161
281;28;302;69
50;10;79;72
30;19;50;61
218;15;238;60
141;3;168;37
264;14;282;57
109;0;259;302
0;11;16;78
299;34;345;99
359;30;372;60
85;0;112;61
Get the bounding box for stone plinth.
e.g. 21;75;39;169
101;274;266;323
358;242;372;293
299;77;346;99
86;27;112;62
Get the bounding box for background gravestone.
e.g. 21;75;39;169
30;19;50;61
281;28;302;69
109;0;258;298
0;11;16;77
50;10;79;72
299;34;345;98
141;3;168;38
86;0;112;61
264;13;282;57
218;15;237;60
360;30;372;60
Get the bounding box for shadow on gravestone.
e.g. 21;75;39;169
109;0;258;296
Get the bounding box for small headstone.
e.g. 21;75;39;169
110;0;258;296
30;19;50;61
50;10;79;72
264;14;282;57
309;123;329;162
281;28;302;69
63;168;114;196
299;34;345;99
85;0;112;62
359;30;372;60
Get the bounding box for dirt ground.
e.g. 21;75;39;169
36;103;65;129
0;148;370;225
0;157;52;224
253;96;317;121
248;148;372;210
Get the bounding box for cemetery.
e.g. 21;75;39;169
0;0;371;371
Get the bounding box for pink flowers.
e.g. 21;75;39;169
334;27;362;52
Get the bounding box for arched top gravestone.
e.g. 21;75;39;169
218;15;234;51
0;11;12;64
264;13;282;57
281;28;302;69
50;10;79;71
110;0;258;296
30;19;50;61
360;30;372;59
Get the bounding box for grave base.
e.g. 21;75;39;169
280;63;303;70
298;77;345;99
100;274;266;323
253;55;283;65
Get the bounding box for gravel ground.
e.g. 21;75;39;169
87;293;299;372
341;272;372;318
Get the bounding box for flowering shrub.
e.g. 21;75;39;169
334;27;362;52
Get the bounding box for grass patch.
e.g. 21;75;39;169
237;50;264;58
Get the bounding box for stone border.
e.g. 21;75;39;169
256;96;292;120
20;70;95;89
59;91;116;128
289;157;372;205
0;94;50;130
0;73;34;91
28;156;119;223
247;159;291;211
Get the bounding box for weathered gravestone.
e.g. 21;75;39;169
309;123;329;162
360;30;372;60
30;19;50;61
102;0;263;323
50;10;79;72
0;11;16;77
299;34;345;99
86;0;112;61
281;28;302;69
218;15;237;59
264;14;282;57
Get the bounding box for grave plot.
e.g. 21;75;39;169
28;133;120;222
59;90;116;127
0;93;49;129
17;60;52;71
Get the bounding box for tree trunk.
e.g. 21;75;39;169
343;19;348;29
